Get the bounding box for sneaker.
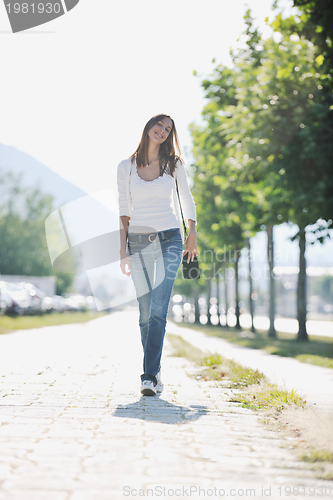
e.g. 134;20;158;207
156;370;164;393
141;379;157;396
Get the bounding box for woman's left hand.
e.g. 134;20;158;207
184;232;198;263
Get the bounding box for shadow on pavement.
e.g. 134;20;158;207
113;397;208;424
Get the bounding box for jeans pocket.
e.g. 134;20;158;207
165;232;182;245
127;241;138;255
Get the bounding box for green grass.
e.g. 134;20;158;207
176;322;333;369
167;333;204;362
168;332;331;478
0;311;106;334
204;354;266;387
230;383;306;412
168;333;305;411
167;334;266;388
299;449;333;480
300;449;333;464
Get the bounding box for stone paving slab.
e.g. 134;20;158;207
0;309;332;500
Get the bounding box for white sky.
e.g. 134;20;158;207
0;0;295;196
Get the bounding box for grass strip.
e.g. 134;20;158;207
300;449;333;464
167;333;333;479
229;382;306;412
175;322;333;369
167;333;302;410
0;311;106;334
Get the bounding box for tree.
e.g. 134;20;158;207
191;7;333;341
292;0;333;79
190;15;283;336
190;119;248;330
260;10;333;339
0;171;75;294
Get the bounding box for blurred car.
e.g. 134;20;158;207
0;281;32;315
41;296;54;313
0;281;18;315
50;295;68;312
20;282;46;314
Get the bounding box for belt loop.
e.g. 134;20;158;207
160;231;165;241
139;234;142;243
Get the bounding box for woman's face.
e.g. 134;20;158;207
147;117;173;145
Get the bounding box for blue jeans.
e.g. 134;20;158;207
127;228;183;385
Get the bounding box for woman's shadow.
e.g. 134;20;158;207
113;395;207;425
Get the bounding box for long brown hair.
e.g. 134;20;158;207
130;113;182;177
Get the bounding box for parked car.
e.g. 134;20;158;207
0;281;32;315
0;281;18;315
20;282;46;314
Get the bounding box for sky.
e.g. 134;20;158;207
0;0;296;197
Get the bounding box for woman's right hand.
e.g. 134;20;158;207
120;252;131;277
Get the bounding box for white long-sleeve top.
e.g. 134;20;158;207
117;157;196;243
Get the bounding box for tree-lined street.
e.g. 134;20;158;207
180;1;333;341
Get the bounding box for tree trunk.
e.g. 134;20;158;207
267;224;276;338
297;225;308;341
247;238;256;333
235;248;241;329
223;259;229;328
216;273;221;326
193;286;200;324
206;278;212;325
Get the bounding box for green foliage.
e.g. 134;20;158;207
189;5;333;340
290;0;333;230
0;171;74;294
191;6;333;247
173;268;206;295
0;172;53;276
292;0;333;78
54;271;75;296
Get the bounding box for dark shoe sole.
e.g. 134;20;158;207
141;388;156;396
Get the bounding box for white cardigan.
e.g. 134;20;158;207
117;157;196;243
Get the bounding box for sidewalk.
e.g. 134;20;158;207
0;309;331;500
167;320;333;413
227;313;333;338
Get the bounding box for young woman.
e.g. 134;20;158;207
117;114;197;396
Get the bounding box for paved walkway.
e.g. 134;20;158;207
0;309;332;500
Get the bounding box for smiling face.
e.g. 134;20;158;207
147;117;173;145
131;114;181;173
